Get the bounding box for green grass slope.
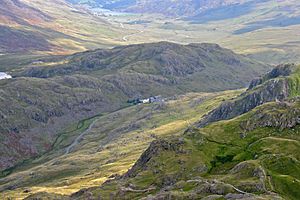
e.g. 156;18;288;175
44;64;300;200
0;42;275;199
0;90;241;199
0;42;269;168
68;91;300;200
0;42;266;174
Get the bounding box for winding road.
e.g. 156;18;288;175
65;118;99;155
123;30;144;41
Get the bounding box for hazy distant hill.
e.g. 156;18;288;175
127;0;247;17
0;0;125;53
0;0;53;52
67;0;248;17
1;0;300;63
67;0;136;9
68;0;290;21
0;0;52;25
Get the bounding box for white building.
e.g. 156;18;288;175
141;99;150;104
0;72;12;80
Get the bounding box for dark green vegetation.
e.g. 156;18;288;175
34;64;300;200
0;53;64;72
0;42;268;171
0;113;100;178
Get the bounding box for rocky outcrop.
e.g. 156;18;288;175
198;64;295;128
198;79;290;127
248;64;294;90
123;139;185;178
240;100;300;131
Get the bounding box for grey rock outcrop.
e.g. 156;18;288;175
123;139;184;178
240;100;300;131
198;64;295;128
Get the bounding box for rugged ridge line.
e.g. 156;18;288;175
198;64;295;127
240;99;300;131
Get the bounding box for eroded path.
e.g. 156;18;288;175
65;118;100;154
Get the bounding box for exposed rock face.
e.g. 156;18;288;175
198;64;294;128
124;139;184;178
240;100;300;131
198;79;290;127
248;64;294;90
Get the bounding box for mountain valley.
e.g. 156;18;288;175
1;0;300;64
18;64;300;200
0;42;268;172
0;0;300;200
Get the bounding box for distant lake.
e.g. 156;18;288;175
0;72;12;80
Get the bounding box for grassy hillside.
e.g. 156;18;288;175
2;63;299;200
0;90;242;199
0;75;129;170
88;0;300;64
0;42;268;172
0;0;300;65
17;85;300;200
0;0;129;54
74;100;299;200
16;42;269;89
56;65;300;200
